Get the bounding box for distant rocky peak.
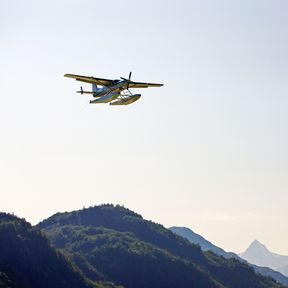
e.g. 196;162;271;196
246;240;270;254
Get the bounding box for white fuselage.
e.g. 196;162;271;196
93;80;128;98
89;80;129;104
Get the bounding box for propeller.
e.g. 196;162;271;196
120;72;132;90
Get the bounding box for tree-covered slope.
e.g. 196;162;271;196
45;225;220;288
0;271;13;288
170;226;288;287
0;213;115;288
38;204;283;288
170;226;234;257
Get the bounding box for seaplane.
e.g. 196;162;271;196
64;72;163;105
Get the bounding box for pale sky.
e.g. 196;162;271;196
1;0;288;255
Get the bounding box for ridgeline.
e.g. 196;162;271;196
37;204;284;288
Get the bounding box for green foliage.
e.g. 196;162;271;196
51;225;217;287
38;205;284;288
0;212;114;288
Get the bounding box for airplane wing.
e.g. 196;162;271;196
64;74;113;86
128;81;164;88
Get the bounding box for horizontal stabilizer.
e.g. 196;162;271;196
76;90;95;94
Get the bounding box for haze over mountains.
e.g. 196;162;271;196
169;227;239;258
0;205;285;288
240;240;288;277
170;226;288;287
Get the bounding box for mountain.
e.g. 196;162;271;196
240;240;288;276
279;265;288;278
170;226;238;258
170;226;288;287
0;212;117;288
37;204;283;288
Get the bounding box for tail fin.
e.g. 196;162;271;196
76;86;84;94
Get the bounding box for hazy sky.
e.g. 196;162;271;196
1;0;288;254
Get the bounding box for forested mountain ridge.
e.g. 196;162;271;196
0;212;119;288
38;204;283;288
0;207;284;288
170;226;235;257
170;226;288;287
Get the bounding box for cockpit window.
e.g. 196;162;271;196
111;79;120;85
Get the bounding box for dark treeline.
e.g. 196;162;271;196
0;212;119;288
38;204;284;288
0;206;285;288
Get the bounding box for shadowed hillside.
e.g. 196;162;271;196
170;226;288;287
38;204;283;288
0;212;118;288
